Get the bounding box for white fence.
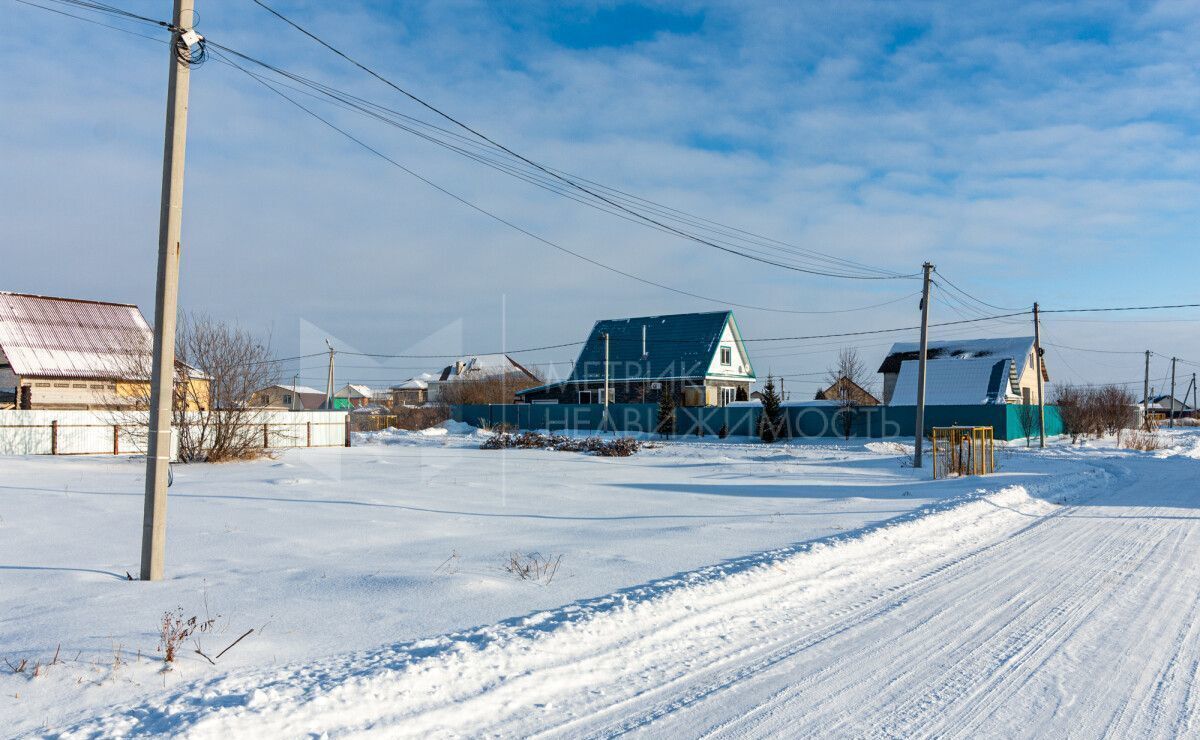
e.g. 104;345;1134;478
0;410;350;457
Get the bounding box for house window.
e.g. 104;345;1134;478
720;346;732;366
1022;387;1031;405
283;394;293;406
1029;353;1035;370
720;387;737;406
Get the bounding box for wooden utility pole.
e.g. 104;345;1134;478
324;340;336;410
913;262;934;468
141;0;196;582
1143;350;1151;428
1033;302;1045;448
1170;357;1177;428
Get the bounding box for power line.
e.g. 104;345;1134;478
1041;303;1200;314
243;0;913;281
19;0;911;281
932;269;1025;312
741;311;1031;343
208;48;920;317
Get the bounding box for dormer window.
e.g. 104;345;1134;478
720;346;732;366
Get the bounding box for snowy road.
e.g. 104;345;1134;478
57;441;1200;738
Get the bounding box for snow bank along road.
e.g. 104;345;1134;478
57;439;1200;738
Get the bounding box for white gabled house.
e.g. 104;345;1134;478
878;336;1049;406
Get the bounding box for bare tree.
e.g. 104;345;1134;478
108;314;279;462
1016;402;1037;447
825;348;871;439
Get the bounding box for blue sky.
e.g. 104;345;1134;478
2;0;1198;395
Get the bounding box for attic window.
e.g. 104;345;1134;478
720;347;732;365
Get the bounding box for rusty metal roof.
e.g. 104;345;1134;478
0;291;152;379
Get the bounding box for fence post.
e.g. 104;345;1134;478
306;421;312;447
114;424;120;455
263;423;269;449
344;415;351;447
51;420;58;455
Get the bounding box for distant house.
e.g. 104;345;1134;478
334;384;373;408
878;337;1049;406
517;311;755;407
0;291;210;410
252;384;327;410
815;376;880;406
427;355;540;404
1140;395;1194;416
389;373;433;407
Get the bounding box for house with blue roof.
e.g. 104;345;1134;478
517;311;756;407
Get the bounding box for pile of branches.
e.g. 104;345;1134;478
481;431;641;457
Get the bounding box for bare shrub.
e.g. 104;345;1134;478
1092;385;1137;444
349;405;450;433
1016;402;1037;447
481;432;640;456
158;608;215;664
1124;430;1165;451
1054;383;1137;444
438;374;542;405
504;552;562;584
1054;384;1089;443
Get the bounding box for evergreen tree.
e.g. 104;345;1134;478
657;386;676;437
735;386;749;402
759;375;783;443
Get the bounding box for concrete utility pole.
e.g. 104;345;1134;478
1193;373;1197;416
1143;350;1151;428
324;340;336;410
1170;357;1177;428
1033;302;1045;448
141;0;196;582
913;261;934;468
291;373;299;412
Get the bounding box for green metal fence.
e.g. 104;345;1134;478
451;403;1063;441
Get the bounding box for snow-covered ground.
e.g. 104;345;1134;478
2;426;1199;737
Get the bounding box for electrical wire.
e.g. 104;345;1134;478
243;0;914;281
208;47;921;317
932;269;1025;312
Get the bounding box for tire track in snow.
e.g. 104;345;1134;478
678;484;1128;739
523;477;1106;738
